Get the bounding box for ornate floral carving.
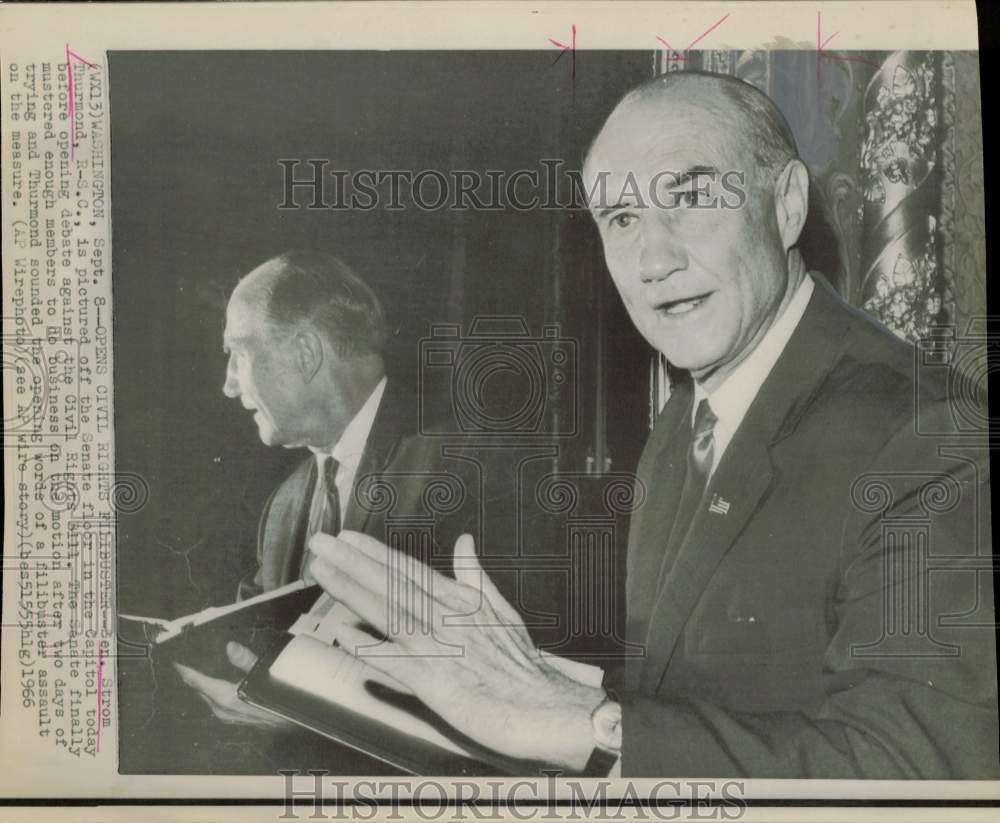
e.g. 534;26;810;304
860;57;937;204
863;214;943;341
937;51;957;332
859;52;943;341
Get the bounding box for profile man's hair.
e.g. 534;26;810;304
248;250;389;358
587;70;800;185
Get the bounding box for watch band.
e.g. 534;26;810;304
579;688;622;776
581;744;621;777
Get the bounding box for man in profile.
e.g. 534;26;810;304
307;71;997;778
176;250;487;729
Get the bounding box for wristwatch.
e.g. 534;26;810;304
582;690;622;776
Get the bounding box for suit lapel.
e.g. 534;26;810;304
640;418;775;692
272;458;317;587
625;379;692;691
342;377;410;534
638;274;852;694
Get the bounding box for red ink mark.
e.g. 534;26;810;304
65;45;98;161
548;24;576;81
96;646;103;753
68;48;98;69
816;12;880;70
656;13;730;61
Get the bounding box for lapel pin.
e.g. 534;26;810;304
709;494;730;515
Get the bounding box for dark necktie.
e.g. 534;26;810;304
658;398;718;590
687;398;717;495
320;455;342;538
300;455;341;580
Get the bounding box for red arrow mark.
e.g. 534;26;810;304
549;24;577;81
65;44;99;161
816;12;880;68
656;13;730;61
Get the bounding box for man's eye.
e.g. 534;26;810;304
677;188;711;207
680;189;701;206
610;213;637;229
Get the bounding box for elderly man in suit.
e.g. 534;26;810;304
307;71;997;778
176;250;488;730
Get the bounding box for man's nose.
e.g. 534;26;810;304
222;361;239;398
638;221;685;284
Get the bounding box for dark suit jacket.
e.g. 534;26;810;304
623;275;998;778
231;377;524;774
237;376;627;661
238;377;487;600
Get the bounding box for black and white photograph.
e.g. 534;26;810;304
1;1;996;815
109;46;995;779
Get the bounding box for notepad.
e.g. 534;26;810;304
238;628;604;775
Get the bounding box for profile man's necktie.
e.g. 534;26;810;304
320;455;342;538
302;455;342;582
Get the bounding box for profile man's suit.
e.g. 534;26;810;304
238;377;484;601
227;376;501;773
623;274;997;778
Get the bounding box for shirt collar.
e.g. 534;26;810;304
693;275;814;431
310;376;388;472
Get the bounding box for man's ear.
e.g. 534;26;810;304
293;328;325;383
773;159;809;252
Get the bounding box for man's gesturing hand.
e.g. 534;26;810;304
174;642;295;730
308;530;605;771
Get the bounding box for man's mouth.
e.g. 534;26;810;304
655;292;714;317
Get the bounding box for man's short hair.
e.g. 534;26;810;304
251;250;389;358
589;70;800;185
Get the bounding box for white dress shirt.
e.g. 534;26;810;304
308;375;388;523
693;276;814;479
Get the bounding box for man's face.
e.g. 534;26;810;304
586;96;792;386
222;291;308;447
